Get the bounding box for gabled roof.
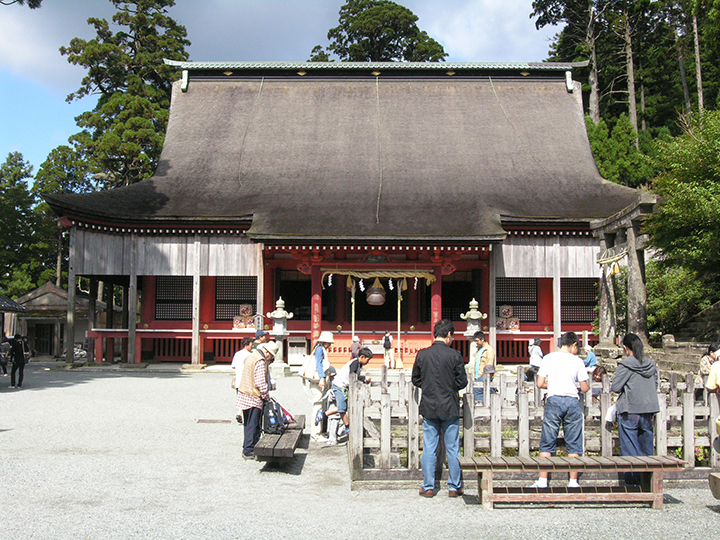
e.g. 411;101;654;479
45;61;639;243
0;294;25;313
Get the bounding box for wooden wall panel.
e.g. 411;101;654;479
495;234;599;278
72;230;261;277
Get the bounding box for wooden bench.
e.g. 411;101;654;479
458;455;686;509
254;415;305;463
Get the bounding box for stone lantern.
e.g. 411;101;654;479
266;297;293;376
461;298;488;375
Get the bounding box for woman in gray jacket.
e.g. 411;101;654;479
611;333;660;484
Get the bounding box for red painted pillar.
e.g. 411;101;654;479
95;336;104;364
311;265;322;344
431;267;442;328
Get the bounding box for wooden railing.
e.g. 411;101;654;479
347;369;720;486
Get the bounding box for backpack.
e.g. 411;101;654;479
262;398;287;435
383;335;391;349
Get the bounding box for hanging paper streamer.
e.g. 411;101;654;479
414;277;418;290
359;279;365;292
328;273;333;287
388;278;394;291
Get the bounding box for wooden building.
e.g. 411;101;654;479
45;61;641;367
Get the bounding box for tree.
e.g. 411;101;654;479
0;0;42;7
33;145;97;287
310;0;447;62
0;153;39;296
646;110;720;278
60;0;190;187
531;0;606;123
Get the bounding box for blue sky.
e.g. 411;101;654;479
0;0;559;177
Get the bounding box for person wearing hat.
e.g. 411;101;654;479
583;344;598;374
253;329;270;351
236;340;280;459
303;331;334;440
313;331;334;391
350;335;361;359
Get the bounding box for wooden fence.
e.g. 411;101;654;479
347;368;720;487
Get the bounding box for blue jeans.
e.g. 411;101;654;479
420;416;462;492
618;412;655;485
539;395;584;455
332;384;348;413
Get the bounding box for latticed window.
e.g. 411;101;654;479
155;276;193;320
215;276;258;320
495;277;538;322
561;278;597;323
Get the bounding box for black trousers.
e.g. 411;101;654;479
242;406;263;456
11;362;24;387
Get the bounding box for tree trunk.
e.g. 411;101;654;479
587;2;600;124
692;12;703;110
676;30;692;114
623;11;639;148
55;228;62;287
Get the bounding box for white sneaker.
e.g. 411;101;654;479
9;386;16;389
326;439;338;446
528;481;548;489
567;480;580;488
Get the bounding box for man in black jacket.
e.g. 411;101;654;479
411;319;468;498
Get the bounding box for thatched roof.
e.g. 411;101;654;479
45;61;639;243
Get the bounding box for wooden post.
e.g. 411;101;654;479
191;233;201;365
483;371;491;407
88;278;97;363
656;393;667;456
65;227;76;365
516;366;524;393
407;383;420;470
398;371;406;406
380;365;388;394
490;393;502;457
518;389;530;457
380;392;391;469
348;374;365;479
463;393;474;457
600;392;613;457
709;392;720;468
127;234;138;363
669;373;678;420
682;391;694;465
498;372;507;407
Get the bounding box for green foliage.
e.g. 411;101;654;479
0;152;54;297
60;0;190;186
310;0;447;62
646;260;720;333
646;109;720;276
585;114;658;187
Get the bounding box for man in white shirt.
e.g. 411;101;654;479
530;331;590;488
231;337;254;423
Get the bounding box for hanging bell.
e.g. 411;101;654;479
366;277;386;306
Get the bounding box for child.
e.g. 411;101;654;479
314;366;345;445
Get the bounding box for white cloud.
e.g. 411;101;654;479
407;0;560;62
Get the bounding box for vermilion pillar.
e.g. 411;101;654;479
311;265;322;344
431;267;442;328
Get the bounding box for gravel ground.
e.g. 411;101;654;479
1;362;720;540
